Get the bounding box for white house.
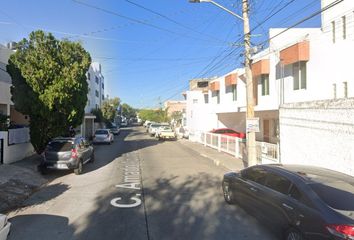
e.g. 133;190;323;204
0;43;34;164
185;0;354;175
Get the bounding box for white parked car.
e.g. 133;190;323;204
93;129;114;144
0;214;10;240
156;126;176;140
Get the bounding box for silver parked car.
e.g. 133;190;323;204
0;214;10;240
93;129;114;144
40;137;94;175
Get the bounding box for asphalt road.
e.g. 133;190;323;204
8;126;277;240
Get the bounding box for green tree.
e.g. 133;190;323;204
138;108;169;123
101;97;121;126
121;103;136;119
7;30;91;154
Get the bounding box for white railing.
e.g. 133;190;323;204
200;132;246;159
198;131;279;164
256;141;279;164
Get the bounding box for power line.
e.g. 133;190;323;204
124;0;227;44
71;0;229;44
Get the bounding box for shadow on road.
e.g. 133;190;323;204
8;214;75;240
69;172;276;240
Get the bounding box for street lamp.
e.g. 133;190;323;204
190;0;257;166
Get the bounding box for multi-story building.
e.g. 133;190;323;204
186;0;354;175
81;62;105;139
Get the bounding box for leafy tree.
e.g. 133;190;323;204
170;111;183;124
138;108;169;123
121;103;136;119
91;108;103;123
7;30;91;154
101;97;121;123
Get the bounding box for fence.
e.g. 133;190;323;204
198;132;279;164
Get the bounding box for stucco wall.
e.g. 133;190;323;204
279;98;354;176
0;131;34;164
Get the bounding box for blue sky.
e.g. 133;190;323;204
0;0;321;109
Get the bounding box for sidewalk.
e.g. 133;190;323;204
0;154;47;213
178;138;248;171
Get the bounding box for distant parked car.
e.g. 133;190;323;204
109;126;120;135
0;214;10;240
149;123;169;137
156;126;176;140
222;164;354;240
93;129;114;144
211;128;246;139
40;137;94;175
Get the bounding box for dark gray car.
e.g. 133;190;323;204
40;137;94;175
222;164;354;240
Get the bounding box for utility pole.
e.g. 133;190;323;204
189;0;257;166
242;0;257;166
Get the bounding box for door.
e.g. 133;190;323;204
263;119;270;142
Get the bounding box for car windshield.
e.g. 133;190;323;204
224;129;237;134
309;181;354;211
95;130;108;135
47;141;72;152
161;127;172;131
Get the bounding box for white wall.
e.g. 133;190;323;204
0;131;34;164
280;98;354;176
85;62;105;113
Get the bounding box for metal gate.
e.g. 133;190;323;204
0;139;3;164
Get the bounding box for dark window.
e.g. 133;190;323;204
95;76;99;84
87;73;91;80
95;90;99;97
204;94;209;104
102;82;104;89
197;81;208;88
309;182;354;211
95;130;108;135
288;185;302;200
265;172;292;194
242;167;267;185
102;94;104;100
47;141;72;152
261;74;269;96
224;129;237;134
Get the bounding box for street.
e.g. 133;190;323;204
8;126;276;240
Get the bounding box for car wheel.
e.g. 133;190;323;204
74;160;83;175
222;182;234;204
89;152;95;163
285;228;304;240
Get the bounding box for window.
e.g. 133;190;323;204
242;167;267;185
197;81;208;88
212;91;220;104
95;90;99;97
288;185;302;201
87;73;91;80
102;82;104;89
102;94;104;100
343;81;348;98
261;74;269;96
342;16;346;40
95;76;99;84
293;61;307;90
332;21;336;43
265;172;292;194
232;85;237;101
204;94;209;104
193;99;198;104
225;85;237;101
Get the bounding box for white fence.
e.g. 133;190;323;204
198;132;279;164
